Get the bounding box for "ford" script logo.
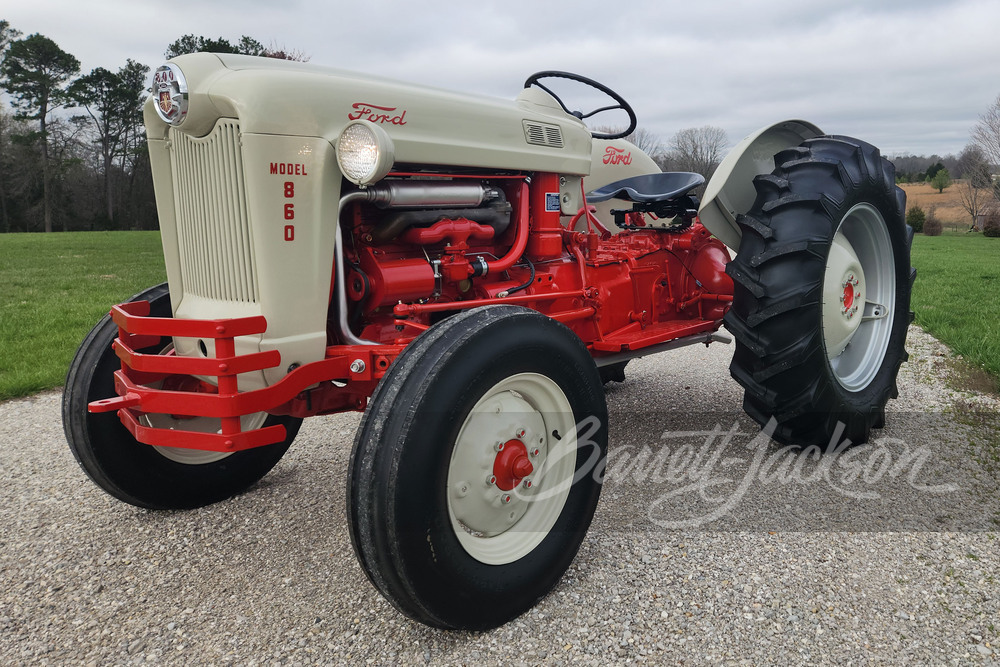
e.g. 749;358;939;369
603;146;632;165
348;103;408;125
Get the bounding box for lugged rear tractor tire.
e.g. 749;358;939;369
724;136;914;447
348;305;608;630
62;283;302;510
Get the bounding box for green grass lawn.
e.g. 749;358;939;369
909;232;1000;391
0;232;166;401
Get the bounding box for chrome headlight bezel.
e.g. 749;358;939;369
152;63;189;126
336;121;395;186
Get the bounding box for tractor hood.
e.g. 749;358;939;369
144;53;595;176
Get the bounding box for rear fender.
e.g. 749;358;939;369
699;120;823;250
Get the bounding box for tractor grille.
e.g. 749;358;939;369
169;120;259;303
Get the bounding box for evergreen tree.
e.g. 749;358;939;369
0;33;80;232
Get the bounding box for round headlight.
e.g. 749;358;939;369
337;121;395;186
152;63;188;126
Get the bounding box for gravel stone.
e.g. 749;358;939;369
1;324;998;664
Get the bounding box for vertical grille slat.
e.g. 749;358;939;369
169;120;258;303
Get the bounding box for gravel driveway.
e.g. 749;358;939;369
2;325;998;665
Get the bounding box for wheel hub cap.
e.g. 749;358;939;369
493;439;534;491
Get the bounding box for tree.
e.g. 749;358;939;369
0;19;20;53
70;67;121;225
621;128;665;163
956;145;993;229
924;161;945;181
972;94;1000;175
665;126;728;182
958;178;990;230
0;20;23;231
166;35;308;61
70;60;150;226
0;33;80;232
906;205;925;233
955;144;992;185
115;60;153;228
166;34;263;59
930;168;951;193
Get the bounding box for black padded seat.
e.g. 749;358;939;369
586;172;705;203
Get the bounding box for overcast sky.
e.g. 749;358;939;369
5;0;999;158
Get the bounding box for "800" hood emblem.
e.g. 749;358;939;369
152;63;188;126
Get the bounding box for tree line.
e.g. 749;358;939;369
0;21;305;233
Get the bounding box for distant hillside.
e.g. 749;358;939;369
900;182;975;230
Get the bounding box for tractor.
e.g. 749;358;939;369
63;53;913;630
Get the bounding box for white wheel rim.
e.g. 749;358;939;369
447;373;577;565
821;203;896;391
140;343;259;465
146;412;265;465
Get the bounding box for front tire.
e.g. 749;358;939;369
62;283;301;510
348;306;608;630
724;136;914;447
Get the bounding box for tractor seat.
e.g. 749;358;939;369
586;172;705;203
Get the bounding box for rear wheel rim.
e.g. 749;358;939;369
446;372;577;565
821;203;896;392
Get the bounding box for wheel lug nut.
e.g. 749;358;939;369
501;494;512;504
522;479;532;489
486;475;497;486
515;428;526;439
530;448;540;457
495;441;505;452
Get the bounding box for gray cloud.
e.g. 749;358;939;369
5;0;997;156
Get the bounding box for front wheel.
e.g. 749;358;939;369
724;136;914;447
348;306;608;630
62;283;301;509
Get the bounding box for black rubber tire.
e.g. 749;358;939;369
62;283;301;510
347;306;608;630
724;136;914;447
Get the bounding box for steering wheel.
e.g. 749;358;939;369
524;71;638;140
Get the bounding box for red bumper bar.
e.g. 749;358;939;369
89;301;401;452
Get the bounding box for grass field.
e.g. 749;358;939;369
0;229;998;401
899;182;970;229
0;232;166;401
909;231;1000;391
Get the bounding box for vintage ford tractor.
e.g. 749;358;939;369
63;54;913;630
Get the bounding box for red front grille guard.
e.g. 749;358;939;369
88;301;399;452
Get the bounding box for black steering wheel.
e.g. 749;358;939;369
524;71;638;140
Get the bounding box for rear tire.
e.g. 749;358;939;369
724;136;914;447
348;306;607;630
62;284;301;509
